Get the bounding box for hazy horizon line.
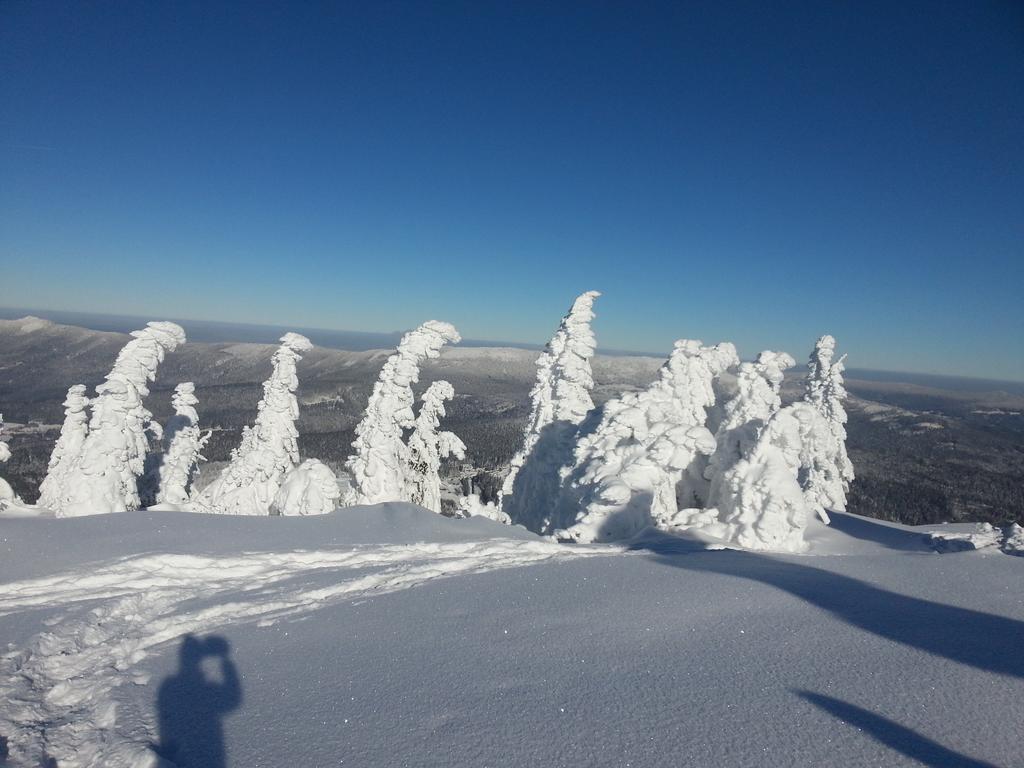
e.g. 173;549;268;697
2;304;1022;389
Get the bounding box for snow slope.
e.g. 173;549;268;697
0;507;1021;767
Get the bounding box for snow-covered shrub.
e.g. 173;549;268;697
407;380;466;514
271;459;341;515
1002;524;1024;556
927;523;1005;553
705;350;795;508
556;340;734;543
151;382;211;505
345;321;461;505
457;492;512;524
195;333;312;515
500;291;600;531
36;385;90;511
803;335;854;516
59;322;186;517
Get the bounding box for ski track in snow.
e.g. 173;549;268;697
0;538;611;768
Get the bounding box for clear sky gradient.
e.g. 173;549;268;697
1;1;1021;379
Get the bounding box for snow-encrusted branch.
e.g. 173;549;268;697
500;290;600;530
59;322;186;517
407;380;466;513
345;321;461;505
195;333;312;515
37;385;90;511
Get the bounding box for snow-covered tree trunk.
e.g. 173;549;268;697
36;385;90;510
195;333;312;515
407;380;466;513
345;320;461;506
271;459;340;515
152;382;210;505
500;290;600;532
59;322;186;517
704;350;795;509
556;340;734;543
803;335;854;520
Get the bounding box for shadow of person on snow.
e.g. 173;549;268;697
154;634;242;768
795;690;999;767
633;536;1024;679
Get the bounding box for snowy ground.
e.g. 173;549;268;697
1;507;1021;767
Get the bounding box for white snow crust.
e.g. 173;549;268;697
0;506;1020;768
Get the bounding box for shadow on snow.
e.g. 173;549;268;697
153;634;242;768
796;690;998;768
633;534;1024;679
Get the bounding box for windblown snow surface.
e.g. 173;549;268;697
0;506;1021;767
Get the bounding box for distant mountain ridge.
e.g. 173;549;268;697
3;305;1020;391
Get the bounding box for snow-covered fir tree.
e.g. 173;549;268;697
345;320;460;505
59;322;186;517
36;385;90;511
803;335;854;517
692;401;840;552
556;340;735;543
152;382;211;505
271;459;340;516
704;350;795;509
764;401;844;524
668;401;839;551
707;430;811;553
195;333;312;515
500;290;600;531
0;414;20;508
407;380;466;514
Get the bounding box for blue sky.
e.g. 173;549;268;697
1;1;1021;379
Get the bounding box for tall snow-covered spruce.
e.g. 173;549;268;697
36;384;90;511
346;321;461;505
59;322;186;517
195;333;312;515
152;382;210;505
500;290;600;532
803;334;854;518
557;340;736;543
407;380;466;513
